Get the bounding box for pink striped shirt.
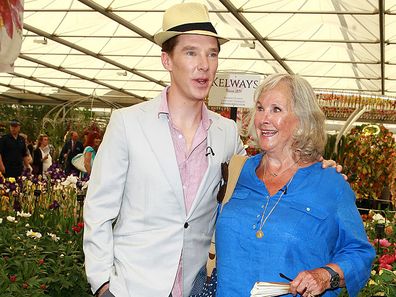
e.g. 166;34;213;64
159;88;210;297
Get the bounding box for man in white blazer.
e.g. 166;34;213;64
83;3;245;297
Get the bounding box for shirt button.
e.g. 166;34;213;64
306;207;311;212
184;222;189;229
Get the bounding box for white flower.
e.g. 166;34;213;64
47;232;60;242
61;175;78;187
25;223;30;227
17;211;32;218
372;213;386;224
39;214;44;219
0;218;2;224
6;216;15;222
26;229;42;239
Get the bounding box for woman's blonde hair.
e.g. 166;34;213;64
248;73;326;162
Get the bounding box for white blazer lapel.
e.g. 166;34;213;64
137;101;185;211
187;117;226;218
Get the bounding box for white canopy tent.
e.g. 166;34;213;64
0;0;395;130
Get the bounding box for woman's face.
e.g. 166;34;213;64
93;137;101;148
42;137;49;147
254;81;299;154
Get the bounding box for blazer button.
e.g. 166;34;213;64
184;222;189;229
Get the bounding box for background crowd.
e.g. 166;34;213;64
0;118;102;179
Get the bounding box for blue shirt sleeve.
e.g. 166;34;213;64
84;146;95;154
332;183;375;297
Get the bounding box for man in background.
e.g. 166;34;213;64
59;131;84;175
0;119;30;178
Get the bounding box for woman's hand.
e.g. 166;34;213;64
289;268;330;296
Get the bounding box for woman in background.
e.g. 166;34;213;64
83;131;102;176
215;74;375;297
32;134;52;176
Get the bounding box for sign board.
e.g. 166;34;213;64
208;73;260;108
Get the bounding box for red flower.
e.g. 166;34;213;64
40;284;47;290
72;225;81;233
379;253;395;265
38;258;45;265
77;222;84;229
0;0;23;39
22;282;29;289
9;274;16;282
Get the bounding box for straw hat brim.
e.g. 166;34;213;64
154;30;229;46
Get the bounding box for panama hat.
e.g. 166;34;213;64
154;2;229;46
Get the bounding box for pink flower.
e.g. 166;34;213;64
379;263;393;270
379;238;392;247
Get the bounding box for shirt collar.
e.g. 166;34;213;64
158;86;211;130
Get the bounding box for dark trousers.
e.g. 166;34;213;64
101;289;115;297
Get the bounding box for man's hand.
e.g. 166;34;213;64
96;283;110;297
319;157;347;180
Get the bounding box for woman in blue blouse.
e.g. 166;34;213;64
216;74;375;297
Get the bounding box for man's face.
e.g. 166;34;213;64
10;125;20;135
161;34;219;102
71;133;78;142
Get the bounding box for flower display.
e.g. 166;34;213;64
340;124;396;204
1;160;395;295
0;164;91;296
340;210;396;296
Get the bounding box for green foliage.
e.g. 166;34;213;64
0;214;91;296
323;134;347;161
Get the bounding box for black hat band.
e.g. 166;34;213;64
168;22;217;34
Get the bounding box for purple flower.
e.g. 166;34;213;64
48;200;60;210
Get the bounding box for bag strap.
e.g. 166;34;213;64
205;154;248;279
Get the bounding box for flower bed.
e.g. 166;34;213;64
1;167;395;296
0;165;91;296
339;211;396;296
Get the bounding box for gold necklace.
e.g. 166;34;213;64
256;175;295;239
263;157;300;180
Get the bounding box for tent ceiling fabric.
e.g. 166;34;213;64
1;0;396;108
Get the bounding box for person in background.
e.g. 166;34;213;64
83;131;102;176
0;119;30;178
32;134;52;176
59;131;84;175
215;74;375;297
19;133;33;172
